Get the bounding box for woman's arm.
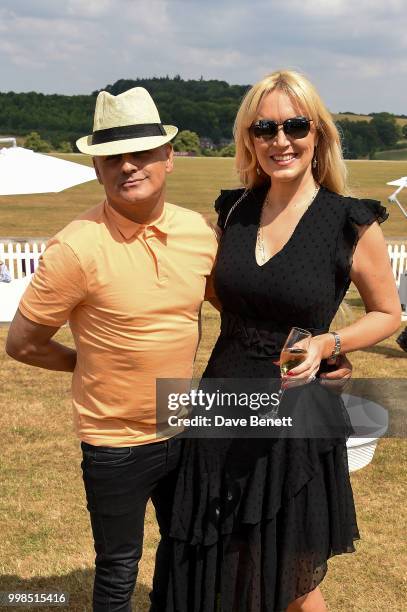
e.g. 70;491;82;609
288;222;401;379
333;222;401;349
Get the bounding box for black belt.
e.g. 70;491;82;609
219;311;328;358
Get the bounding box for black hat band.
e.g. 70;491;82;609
92;123;167;144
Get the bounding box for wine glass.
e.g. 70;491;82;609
269;327;312;418
280;327;312;377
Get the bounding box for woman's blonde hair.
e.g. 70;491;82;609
234;69;349;195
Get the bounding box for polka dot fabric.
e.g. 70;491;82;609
212;185;387;341
162;186;386;611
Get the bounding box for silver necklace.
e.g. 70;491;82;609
257;184;320;265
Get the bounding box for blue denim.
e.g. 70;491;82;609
81;437;182;612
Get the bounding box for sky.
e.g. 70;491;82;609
0;0;406;114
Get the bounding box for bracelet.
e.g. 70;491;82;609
329;331;341;360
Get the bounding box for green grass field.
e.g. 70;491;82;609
0;159;406;611
373;148;407;161
0;157;406;239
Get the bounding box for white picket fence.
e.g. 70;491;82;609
388;244;407;285
0;240;406;283
0;240;47;280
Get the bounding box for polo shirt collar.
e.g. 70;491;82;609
104;201;171;240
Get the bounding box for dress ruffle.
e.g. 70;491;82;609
166;438;359;612
333;194;388;307
347;197;388;227
170;438;337;545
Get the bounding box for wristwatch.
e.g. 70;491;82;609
329;331;341;360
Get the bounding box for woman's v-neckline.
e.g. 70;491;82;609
254;186;322;268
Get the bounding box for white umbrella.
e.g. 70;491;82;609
0;138;96;195
387;176;407;218
387;176;407;188
0;138;96;323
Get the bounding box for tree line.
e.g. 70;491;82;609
336;114;406;159
0;77;405;158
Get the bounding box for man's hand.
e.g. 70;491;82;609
319;353;353;380
318;353;353;392
6;309;76;372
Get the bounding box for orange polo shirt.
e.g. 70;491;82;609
19;200;218;446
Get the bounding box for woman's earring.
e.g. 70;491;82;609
312;149;318;169
256;165;261;175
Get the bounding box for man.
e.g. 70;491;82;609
6;87;218;612
6;87;351;611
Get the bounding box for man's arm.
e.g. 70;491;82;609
6;309;77;372
5;239;88;371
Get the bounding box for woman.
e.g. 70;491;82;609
159;70;401;612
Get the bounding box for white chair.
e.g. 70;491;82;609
344;394;388;472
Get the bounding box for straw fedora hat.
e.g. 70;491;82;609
76;87;178;155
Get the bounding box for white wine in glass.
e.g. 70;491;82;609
280;347;308;376
269;328;312;419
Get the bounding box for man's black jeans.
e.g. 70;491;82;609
81;437;182;612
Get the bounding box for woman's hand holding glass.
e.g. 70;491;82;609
281;333;323;387
281;332;353;391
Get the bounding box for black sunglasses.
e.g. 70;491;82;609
251;116;312;140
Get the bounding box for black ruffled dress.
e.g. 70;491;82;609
161;186;388;612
